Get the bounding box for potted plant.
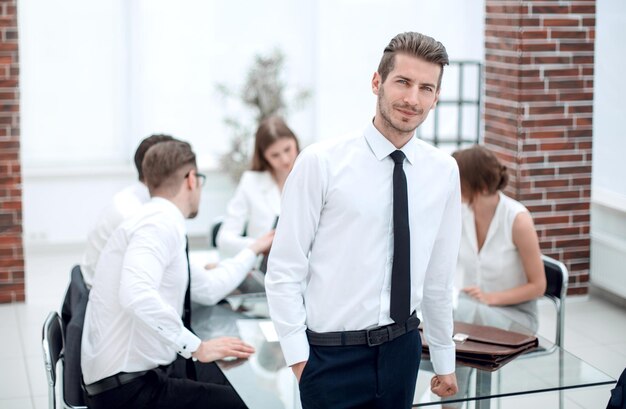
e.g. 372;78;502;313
216;49;310;182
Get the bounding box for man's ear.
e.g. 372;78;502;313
185;172;195;191
372;72;381;96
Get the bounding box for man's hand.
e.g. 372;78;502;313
191;337;255;363
431;373;458;397
249;230;275;255
291;361;307;383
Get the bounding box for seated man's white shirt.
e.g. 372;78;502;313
80;182;150;287
266;123;461;375
81;197;256;384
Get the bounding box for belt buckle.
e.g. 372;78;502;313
366;327;387;346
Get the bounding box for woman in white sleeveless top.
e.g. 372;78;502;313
216;116;300;257
453;146;546;333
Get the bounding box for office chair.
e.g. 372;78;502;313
42;311;87;409
515;254;568;361
210;218;248;248
539;255;569;409
542;254;569;349
60;265;90;407
492;256;569;408
210;219;223;248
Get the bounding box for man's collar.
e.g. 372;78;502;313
150;196;186;223
364;121;416;164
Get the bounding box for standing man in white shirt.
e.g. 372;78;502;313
82;140;273;409
265;31;461;408
80;133;174;288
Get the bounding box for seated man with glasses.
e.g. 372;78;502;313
82;140;274;409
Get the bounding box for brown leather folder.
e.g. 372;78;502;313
420;321;538;372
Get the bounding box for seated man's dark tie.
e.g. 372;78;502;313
183;238;192;330
183;237;197;380
389;150;411;325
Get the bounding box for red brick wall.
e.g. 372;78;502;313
484;1;595;295
0;0;24;303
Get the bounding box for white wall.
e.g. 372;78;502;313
19;0;485;248
592;0;626;199
128;0;317;161
590;0;626;297
19;0;129;167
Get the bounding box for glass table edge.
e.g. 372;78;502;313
411;379;617;407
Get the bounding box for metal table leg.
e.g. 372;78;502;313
475;370;492;409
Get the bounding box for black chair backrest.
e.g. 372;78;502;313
211;221;223;248
543;257;565;300
60;265;90;406
61;265;89;331
211;220;248;248
43;311;64;387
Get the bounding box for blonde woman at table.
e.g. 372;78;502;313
452;145;546;334
216;116;300;257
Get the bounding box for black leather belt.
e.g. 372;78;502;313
84;370;149;397
306;313;420;347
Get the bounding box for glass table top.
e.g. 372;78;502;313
192;297;615;409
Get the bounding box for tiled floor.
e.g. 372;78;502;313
0;244;624;409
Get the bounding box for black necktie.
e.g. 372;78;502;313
390;150;411;324
183;237;197;380
182;238;192;330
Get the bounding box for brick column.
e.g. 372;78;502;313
484;1;595;295
0;0;24;303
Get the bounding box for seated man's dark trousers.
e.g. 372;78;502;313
85;358;246;409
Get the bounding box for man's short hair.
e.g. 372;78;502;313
377;32;449;89
142;140;196;196
134;134;174;181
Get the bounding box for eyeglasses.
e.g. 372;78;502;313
185;170;207;187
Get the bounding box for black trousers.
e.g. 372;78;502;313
86;358;246;409
299;328;421;409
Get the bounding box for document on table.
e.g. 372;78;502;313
259;320;279;342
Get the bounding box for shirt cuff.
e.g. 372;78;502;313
278;330;310;367
174;327;202;359
429;345;456;375
234;247;257;267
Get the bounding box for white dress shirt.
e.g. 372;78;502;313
265;122;461;375
217;170;281;257
81;182;150;287
81;197;256;384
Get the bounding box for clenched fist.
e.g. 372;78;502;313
431;373;458;397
